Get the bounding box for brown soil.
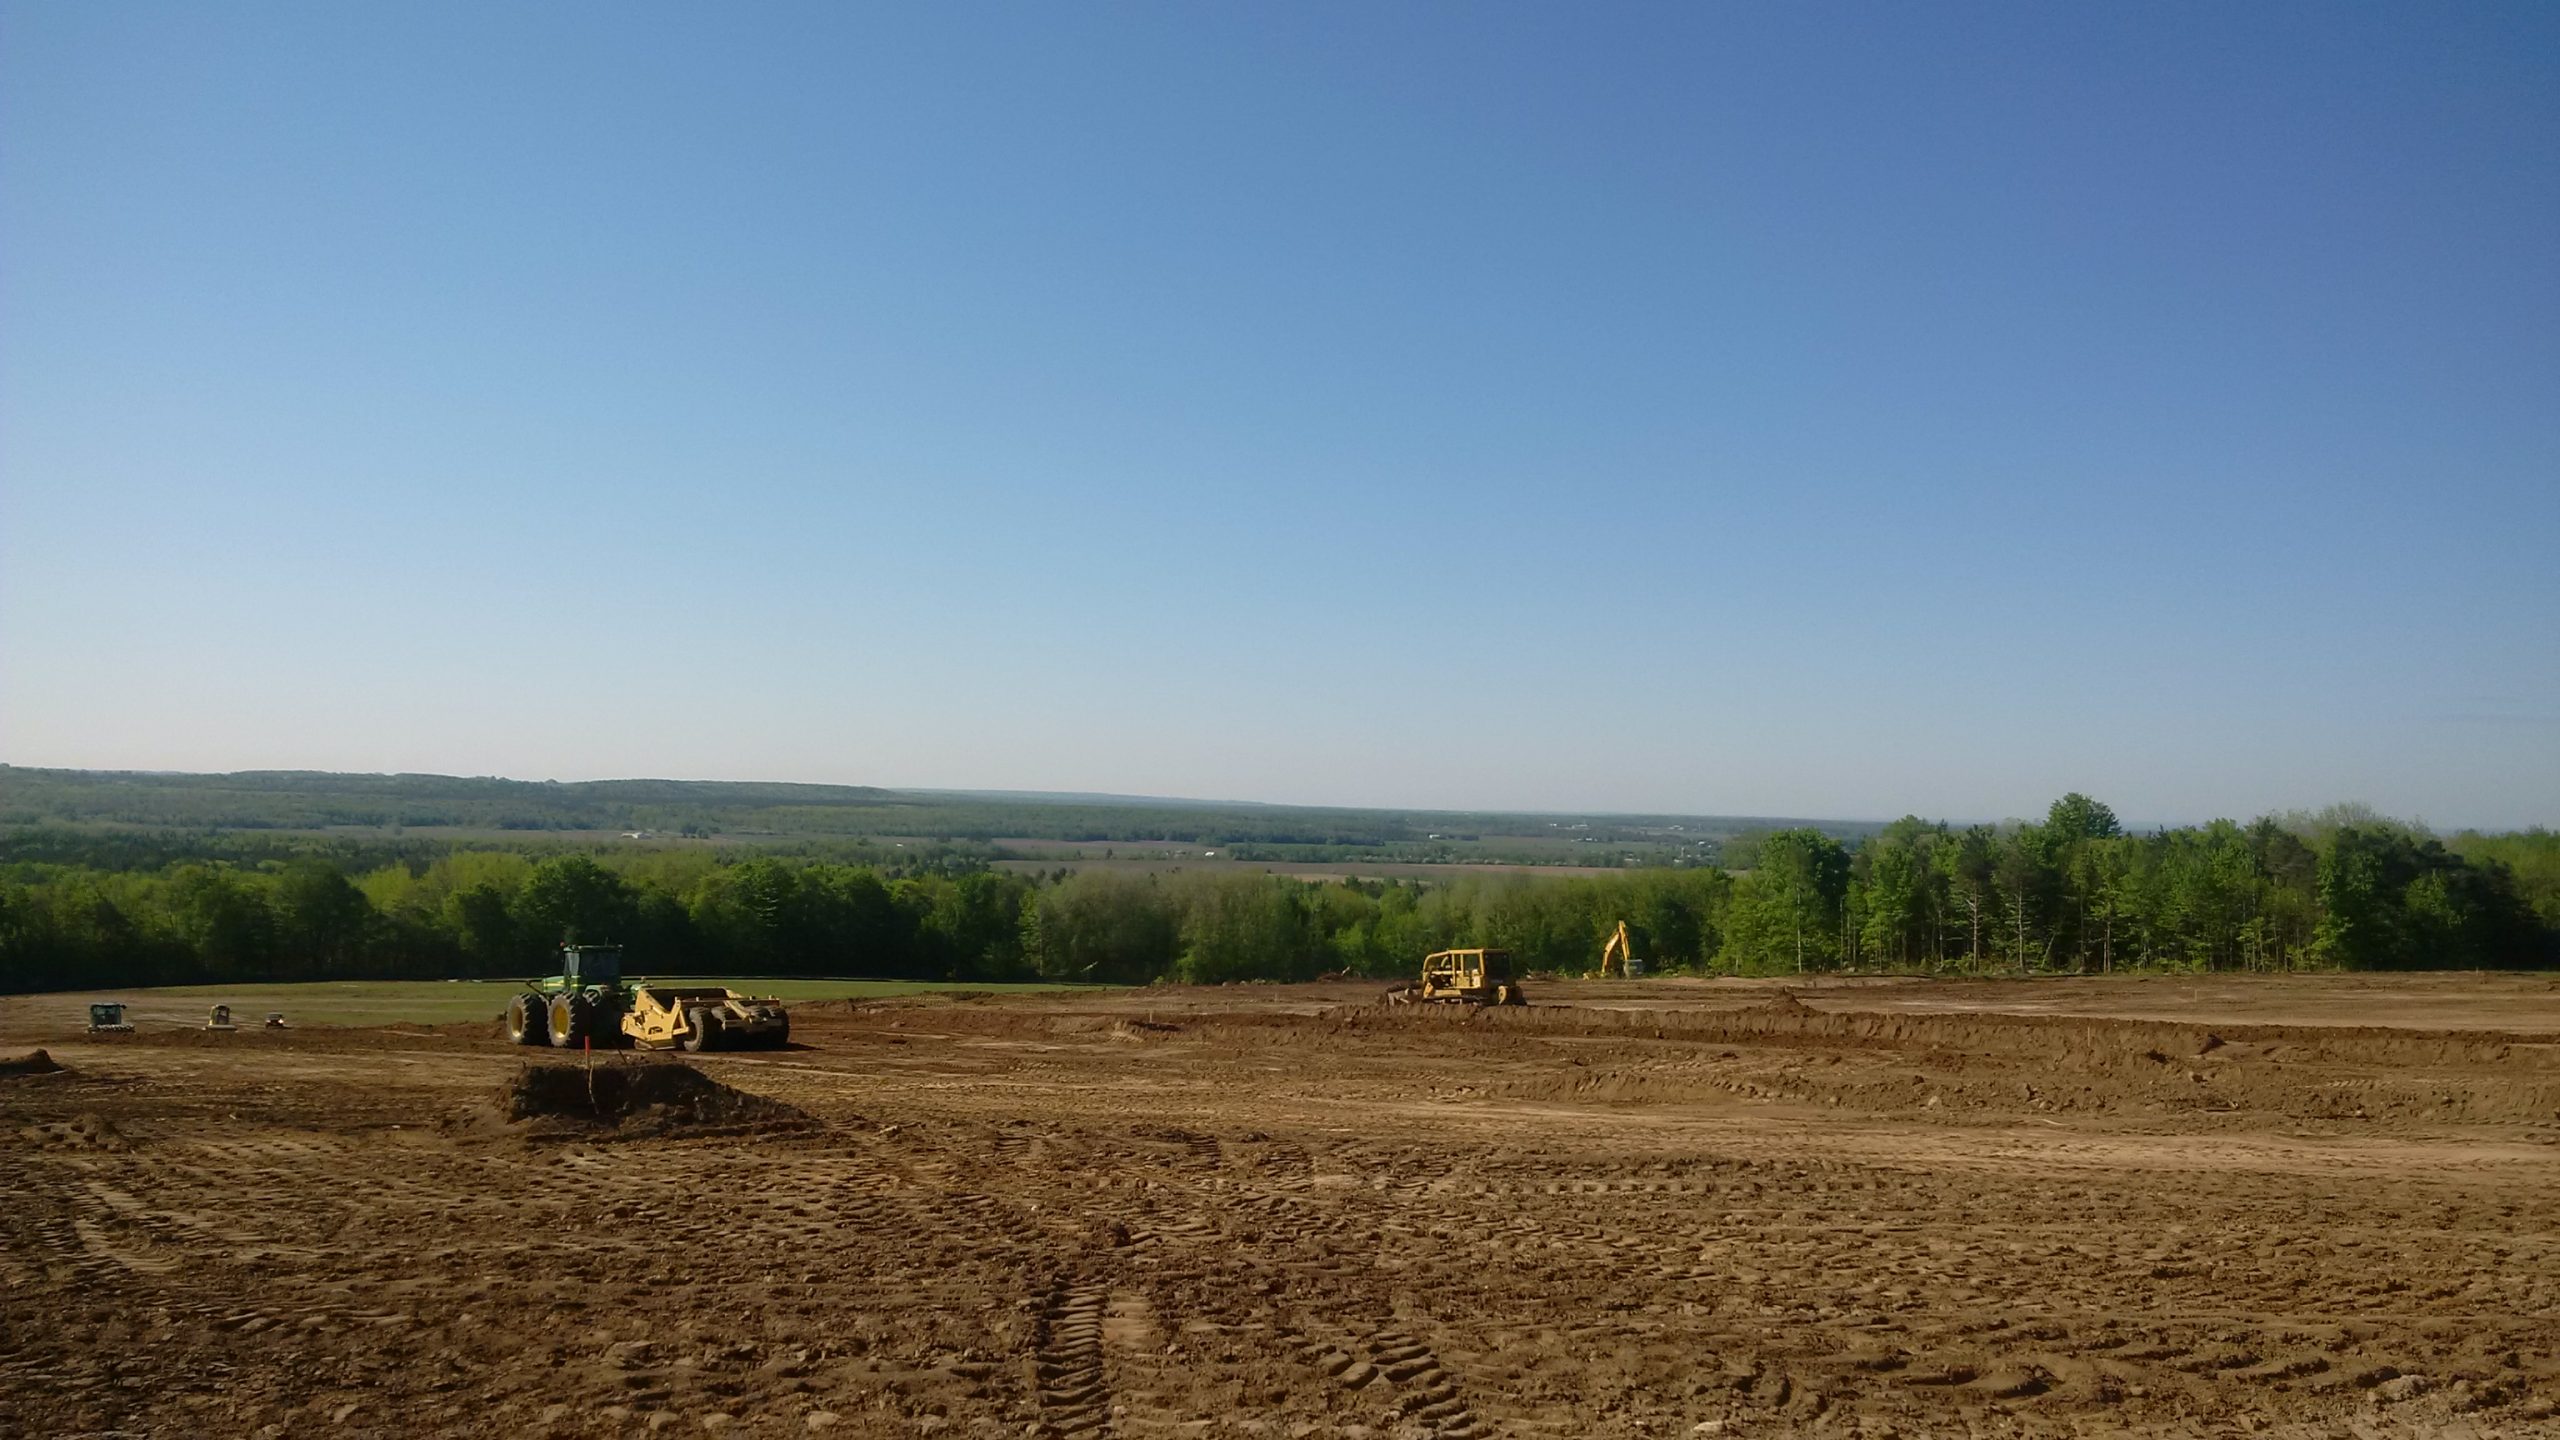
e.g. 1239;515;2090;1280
486;1059;818;1140
10;1112;128;1152
1;975;2555;1438
0;1047;65;1076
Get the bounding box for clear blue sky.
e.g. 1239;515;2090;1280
3;3;2554;828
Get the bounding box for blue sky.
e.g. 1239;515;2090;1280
3;2;2554;827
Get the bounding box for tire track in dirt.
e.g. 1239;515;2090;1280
1029;1281;1113;1436
1288;1324;1493;1438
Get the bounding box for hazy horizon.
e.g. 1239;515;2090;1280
5;5;2554;829
0;759;2519;838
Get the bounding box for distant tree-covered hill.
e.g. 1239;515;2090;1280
0;766;1865;854
0;766;908;833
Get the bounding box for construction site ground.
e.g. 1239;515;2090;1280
3;972;2556;1440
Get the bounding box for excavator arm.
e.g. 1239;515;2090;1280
1600;921;1632;978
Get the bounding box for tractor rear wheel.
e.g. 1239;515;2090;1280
548;992;594;1048
681;1006;719;1053
505;993;546;1046
769;1013;790;1049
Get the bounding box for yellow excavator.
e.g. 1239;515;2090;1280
1598;920;1643;979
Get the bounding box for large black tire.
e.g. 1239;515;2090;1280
681;1006;719;1053
583;988;629;1050
769;1013;790;1049
548;992;594;1048
505;993;547;1046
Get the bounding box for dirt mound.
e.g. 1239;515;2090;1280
1753;991;1824;1018
0;1049;67;1077
491;1061;816;1139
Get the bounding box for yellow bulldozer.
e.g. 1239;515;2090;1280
1385;948;1528;1007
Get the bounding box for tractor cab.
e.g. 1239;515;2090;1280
560;945;623;986
87;1002;134;1033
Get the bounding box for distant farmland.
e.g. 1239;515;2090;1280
2;764;1870;869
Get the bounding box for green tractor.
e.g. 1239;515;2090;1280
503;945;792;1051
505;944;632;1049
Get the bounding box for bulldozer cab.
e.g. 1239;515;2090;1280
1423;948;1514;988
560;945;623;985
87;1002;132;1032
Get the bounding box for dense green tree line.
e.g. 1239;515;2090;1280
1807;798;2550;974
2;797;2551;994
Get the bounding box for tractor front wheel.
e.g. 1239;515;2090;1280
548;992;594;1048
505;993;547;1045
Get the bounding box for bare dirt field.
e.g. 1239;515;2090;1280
4;974;2557;1439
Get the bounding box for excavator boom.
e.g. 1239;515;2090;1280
1599;921;1635;979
